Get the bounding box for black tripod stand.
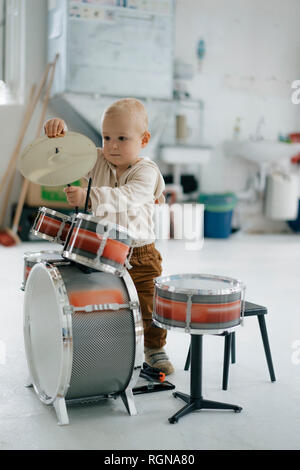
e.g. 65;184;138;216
169;334;242;424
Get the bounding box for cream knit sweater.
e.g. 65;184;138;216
84;148;165;247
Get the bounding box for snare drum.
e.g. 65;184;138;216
22;250;69;291
24;262;143;425
31;207;72;244
154;274;245;334
63;213;134;276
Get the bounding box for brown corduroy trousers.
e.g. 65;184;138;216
129;243;167;349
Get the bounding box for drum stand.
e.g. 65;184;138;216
169;334;242;424
54;397;69;426
25;377;138;425
120;389;138;416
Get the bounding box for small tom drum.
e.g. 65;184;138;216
31;207;72;244
154;273;246;334
63;213;134;276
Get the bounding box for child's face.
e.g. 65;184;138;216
102;112;150;170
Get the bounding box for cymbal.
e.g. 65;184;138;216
19;132;98;186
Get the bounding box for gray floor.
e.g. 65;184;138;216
1;233;300;450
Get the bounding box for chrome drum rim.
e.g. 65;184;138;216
23;263;73;405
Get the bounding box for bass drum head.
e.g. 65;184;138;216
24;263;71;404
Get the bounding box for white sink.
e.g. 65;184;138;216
224;140;300;165
160;143;211;165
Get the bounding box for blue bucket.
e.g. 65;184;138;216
198;193;237;238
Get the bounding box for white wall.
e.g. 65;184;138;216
174;0;300;194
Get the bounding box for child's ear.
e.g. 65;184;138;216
141;131;151;148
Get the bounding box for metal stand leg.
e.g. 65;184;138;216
53;397;69;426
184;344;191;371
257;316;276;382
231;332;236;364
185;332;236;376
120;388;137;416
169;335;242;424
222;333;232;390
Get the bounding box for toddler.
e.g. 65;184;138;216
44;98;174;374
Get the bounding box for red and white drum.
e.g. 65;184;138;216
154;274;246;334
21;250;70;291
23;262;143;425
31;207;72;245
63;213;134;276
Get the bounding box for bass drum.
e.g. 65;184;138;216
23;262;143;425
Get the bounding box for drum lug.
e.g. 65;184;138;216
128;301;140;310
124;246;134;270
96;232;109;259
184;294;193;333
56;219;67;243
63;305;74;316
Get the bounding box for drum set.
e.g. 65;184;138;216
22;208;246;425
20;131;246;425
22;204;144;425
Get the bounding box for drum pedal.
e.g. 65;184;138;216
133;381;175;395
141;362;166;382
133;363;175;395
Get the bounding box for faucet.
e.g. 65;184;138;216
250;117;265;141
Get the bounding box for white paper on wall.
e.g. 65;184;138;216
48;1;174;98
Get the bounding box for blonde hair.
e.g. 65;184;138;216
101;98;149;134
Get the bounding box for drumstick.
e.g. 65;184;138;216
84;177;92;214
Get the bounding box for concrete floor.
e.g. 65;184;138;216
1;233;300;450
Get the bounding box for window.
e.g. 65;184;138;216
0;0;24;105
0;0;5;81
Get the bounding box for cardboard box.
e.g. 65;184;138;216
26;179;85;209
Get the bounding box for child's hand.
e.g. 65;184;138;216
64;186;87;208
44;118;66;138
